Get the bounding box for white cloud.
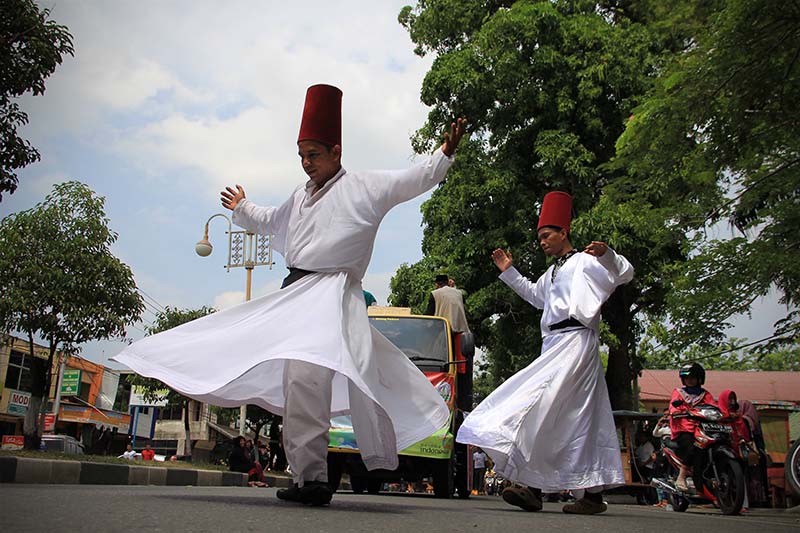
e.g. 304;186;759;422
214;291;246;311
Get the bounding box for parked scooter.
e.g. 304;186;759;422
484;469;509;495
650;400;746;515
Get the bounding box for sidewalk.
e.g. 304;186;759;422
0;456;293;488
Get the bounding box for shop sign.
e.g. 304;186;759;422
8;389;31;415
1;435;24;450
44;413;56;432
61;369;81;396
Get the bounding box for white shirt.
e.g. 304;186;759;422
498;249;634;334
233;150;454;280
473;451;487;469
119;449;137;460
635;441;655;468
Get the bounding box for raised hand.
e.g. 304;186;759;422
441;117;468;157
221;185;246;211
583;241;608;257
491;248;513;272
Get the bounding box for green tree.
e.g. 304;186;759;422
126;305;215;460
614;0;800;360
0;181;143;449
0;0;74;199
397;0;694;408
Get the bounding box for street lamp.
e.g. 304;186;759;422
196;213;274;436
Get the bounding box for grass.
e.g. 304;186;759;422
0;449;293;477
0;449;228;471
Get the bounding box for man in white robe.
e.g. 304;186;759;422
113;84;466;506
456;191;634;515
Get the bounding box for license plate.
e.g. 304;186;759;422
701;422;732;433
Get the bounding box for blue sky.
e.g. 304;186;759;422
2;1;789;368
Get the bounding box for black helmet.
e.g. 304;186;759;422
679;362;705;385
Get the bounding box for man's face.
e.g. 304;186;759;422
536;226;568;257
298;140;341;186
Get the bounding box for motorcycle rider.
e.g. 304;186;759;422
669;362;716;491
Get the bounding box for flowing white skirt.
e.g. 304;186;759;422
112;272;449;470
456;329;623;492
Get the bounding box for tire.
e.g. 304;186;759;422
454;443;470;499
367;478;382;495
786;439;800;498
433;458;454;498
326;455;343;493
714;456;745;515
350;475;367;495
670;493;690;512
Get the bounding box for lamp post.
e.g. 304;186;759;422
196;213;273;436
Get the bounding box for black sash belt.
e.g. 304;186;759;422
549;317;585;331
281;267;317;289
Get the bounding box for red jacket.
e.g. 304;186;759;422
669;387;716;436
718;389;752;444
141;448;155;461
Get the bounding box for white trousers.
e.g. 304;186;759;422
282;360;334;486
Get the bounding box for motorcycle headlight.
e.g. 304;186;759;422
698;407;722;421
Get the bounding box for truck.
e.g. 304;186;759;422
326;306;475;498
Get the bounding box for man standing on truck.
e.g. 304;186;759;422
113;84;467;507
426;273;470;334
457;191;634;515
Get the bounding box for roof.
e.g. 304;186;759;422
638;369;800;405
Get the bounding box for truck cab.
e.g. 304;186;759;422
326;306;475;498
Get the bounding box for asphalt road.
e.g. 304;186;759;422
2;485;799;532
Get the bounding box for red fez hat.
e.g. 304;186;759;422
298;84;342;147
537;191;573;231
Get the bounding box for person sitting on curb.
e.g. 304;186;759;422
229;436;268;487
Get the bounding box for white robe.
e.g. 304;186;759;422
456;249;634;492
112;150;454;470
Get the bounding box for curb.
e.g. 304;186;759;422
0;456;250;487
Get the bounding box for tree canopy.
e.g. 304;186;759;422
0;0;74;199
614;0;800;360
397;0;684;408
396;0;798;407
0;181;143;447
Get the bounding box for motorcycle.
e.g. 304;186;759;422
650;401;746;515
484;470;509;495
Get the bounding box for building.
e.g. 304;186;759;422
0;334;131;453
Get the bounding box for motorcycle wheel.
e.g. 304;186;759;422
669;493;690;512
786;439;800;498
714;456;745;515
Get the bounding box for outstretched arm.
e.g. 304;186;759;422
221;185;246;211
494;248;546;309
368;118;468;216
440;118;468;157
491;248;513;272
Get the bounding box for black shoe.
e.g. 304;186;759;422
299;481;334;506
277;481;333;506
277;484;302;502
502;486;543;512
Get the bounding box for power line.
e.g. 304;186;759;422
136;287;166;313
665;325;800;366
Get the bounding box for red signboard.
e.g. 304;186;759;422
1;435;25;450
44;414;56;432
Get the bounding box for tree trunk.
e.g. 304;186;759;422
23;395;44;450
182;399;192;461
603;286;638;411
24;337;50;450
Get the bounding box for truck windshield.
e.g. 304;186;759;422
370;316;449;368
